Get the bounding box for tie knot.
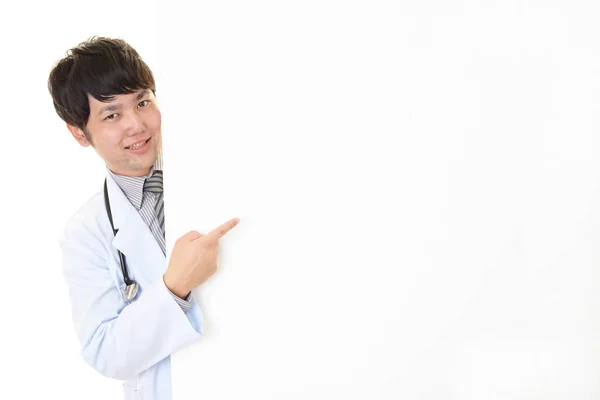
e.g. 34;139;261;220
144;170;163;193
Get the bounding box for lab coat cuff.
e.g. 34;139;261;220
167;288;193;314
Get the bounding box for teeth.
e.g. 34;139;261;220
128;140;147;150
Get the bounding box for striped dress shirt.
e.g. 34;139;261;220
108;153;192;313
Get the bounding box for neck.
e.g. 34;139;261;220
108;166;153;177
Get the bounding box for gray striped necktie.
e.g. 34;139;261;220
143;170;165;239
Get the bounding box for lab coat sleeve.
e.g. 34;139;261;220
60;222;203;381
168;288;194;313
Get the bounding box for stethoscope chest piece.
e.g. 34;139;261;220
124;282;139;301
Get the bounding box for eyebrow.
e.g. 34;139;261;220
97;89;150;116
136;89;149;100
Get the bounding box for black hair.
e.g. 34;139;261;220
47;36;156;142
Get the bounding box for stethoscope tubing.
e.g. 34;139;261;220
104;179;139;300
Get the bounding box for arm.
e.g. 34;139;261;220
60;224;202;381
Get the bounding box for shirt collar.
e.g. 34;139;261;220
107;149;163;211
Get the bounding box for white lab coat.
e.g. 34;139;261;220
60;170;204;400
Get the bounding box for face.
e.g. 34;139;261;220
68;89;162;177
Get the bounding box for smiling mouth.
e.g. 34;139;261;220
125;138;150;150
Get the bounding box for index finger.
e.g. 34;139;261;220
205;217;240;241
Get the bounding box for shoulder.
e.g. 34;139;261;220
59;190;113;279
61;190;110;247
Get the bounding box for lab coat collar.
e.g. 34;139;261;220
104;169;134;231
104;169;166;283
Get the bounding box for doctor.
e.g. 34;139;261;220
47;36;240;400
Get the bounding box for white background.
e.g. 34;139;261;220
1;0;600;399
158;1;600;399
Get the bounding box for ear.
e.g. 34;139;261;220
67;124;91;147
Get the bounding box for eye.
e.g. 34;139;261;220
138;100;150;108
105;113;118;121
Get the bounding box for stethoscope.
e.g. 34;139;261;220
104;179;139;301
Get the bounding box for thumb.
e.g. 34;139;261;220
182;230;204;241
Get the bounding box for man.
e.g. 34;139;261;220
48;36;239;400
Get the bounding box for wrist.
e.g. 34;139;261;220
163;273;189;299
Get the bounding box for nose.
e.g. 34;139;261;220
125;111;145;135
